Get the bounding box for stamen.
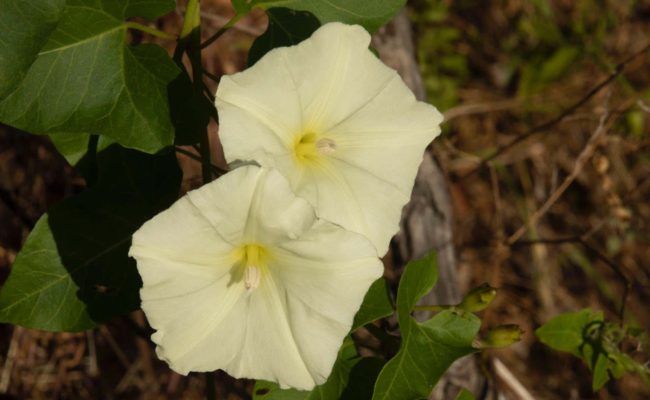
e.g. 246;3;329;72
234;244;268;290
315;138;337;155
244;265;260;290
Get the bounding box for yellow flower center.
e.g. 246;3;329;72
232;244;270;290
293;132;337;167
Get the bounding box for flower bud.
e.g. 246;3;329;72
475;324;523;348
458;283;497;312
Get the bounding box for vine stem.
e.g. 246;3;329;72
124;22;176;40
200;14;242;49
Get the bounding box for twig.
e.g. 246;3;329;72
514;236;631;321
85;330;99;378
460;42;650;179
98;326;131;369
175;147;227;176
507;108;611;245
203;69;220;83
492;358;536;400
0;327;21;393
443;97;523;122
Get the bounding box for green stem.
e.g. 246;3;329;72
124;22;176;40
180;0;201;38
200;14;242;49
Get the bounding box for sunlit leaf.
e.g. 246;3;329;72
536;309;604;358
372;252;481;400
0;0;65;97
0;0;179;154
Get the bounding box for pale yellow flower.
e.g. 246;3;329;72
216;22;443;256
129;166;382;390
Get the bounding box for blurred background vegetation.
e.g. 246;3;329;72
0;0;649;398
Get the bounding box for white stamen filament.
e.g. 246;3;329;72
244;265;260;290
315;138;337;155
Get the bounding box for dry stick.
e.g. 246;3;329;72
461;42;650;179
514;236;631;321
0;327;21;393
507;108;611;245
492;358;536;400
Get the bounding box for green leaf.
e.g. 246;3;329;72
455;388;476;400
0;0;180;154
49;132;92;166
233;0;405;32
352;277;394;330
0;145;181;331
372;252;481;400
536;309;604;357
248;8;320;66
592;353;610;391
254;338;385;400
0;0;66;98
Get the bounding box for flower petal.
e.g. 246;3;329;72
132;166;377;389
284;23;396;133
215;23;443;255
313;77;443;254
216;45;304;168
271;220;383;384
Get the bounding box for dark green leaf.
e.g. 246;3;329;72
372;252;481;400
0;0;180;154
0;0;66;97
254;338;385;400
536;309;604;357
248;8;320;66
125;0;175;20
0;145;181;331
352;277;394;330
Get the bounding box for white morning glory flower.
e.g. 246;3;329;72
129;166;382;390
215;22;443;256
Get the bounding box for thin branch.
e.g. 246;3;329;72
200;14;242;49
175;147;227;176
460;42;650;179
203;69;220;83
507;108;611;245
514;236;631;321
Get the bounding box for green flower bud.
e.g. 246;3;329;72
476;324;524;348
458;283;497;312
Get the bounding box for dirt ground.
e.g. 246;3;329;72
1;0;649;399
